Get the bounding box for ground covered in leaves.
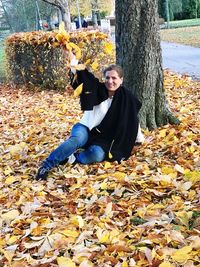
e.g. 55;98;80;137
0;71;200;267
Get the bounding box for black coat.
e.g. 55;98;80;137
72;69;141;162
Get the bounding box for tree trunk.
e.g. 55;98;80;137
41;0;71;31
115;0;180;129
60;6;71;31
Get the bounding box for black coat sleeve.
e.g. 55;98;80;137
71;69;108;111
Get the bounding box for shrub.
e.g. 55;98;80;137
5;26;115;89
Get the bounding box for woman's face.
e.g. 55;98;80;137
104;70;123;96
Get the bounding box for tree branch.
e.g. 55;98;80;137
0;0;14;32
41;0;66;11
41;0;61;9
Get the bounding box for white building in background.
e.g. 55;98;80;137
100;19;111;34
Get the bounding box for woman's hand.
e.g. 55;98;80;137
69;52;79;74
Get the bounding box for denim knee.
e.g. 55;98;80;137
90;145;105;162
76;145;105;164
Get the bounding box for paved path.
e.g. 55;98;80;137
161;41;200;80
111;32;200;80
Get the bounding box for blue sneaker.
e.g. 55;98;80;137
36;166;49;180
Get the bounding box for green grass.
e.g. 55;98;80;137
0;41;6;81
0;30;10;81
160;26;200;47
164;18;200;28
0;42;6;80
0;42;5;59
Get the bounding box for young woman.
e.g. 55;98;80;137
36;64;143;180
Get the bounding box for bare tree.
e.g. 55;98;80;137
115;0;180;129
41;0;71;30
0;0;14;31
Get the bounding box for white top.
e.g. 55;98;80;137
80;97;113;130
70;57;113;131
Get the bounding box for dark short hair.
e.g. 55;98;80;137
103;64;124;78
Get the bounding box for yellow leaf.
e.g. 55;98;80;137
74;83;83;97
161;166;177;176
103;42;114;55
52;42;60;48
96;229;110;244
159;129;167;138
100;181;108;190
75;64;86;71
7;235;19;245
57;256;76;267
61;229;79;238
77;215;84;228
113;172;126;181
104;162;111;169
184;170;200;184
0;248;14;264
105;202;113;217
9;142;27;155
38;65;44;73
122;261;128;267
186;146;196;153
108;152;113;159
84;59;91;65
71;215;84;228
55;33;63;42
144;149;153;156
178;181;192;191
91;60;99;70
99;232;110;243
1;210;19;222
66;43;72;51
171;246;192;263
0;238;6;246
175;211;193;227
159;263;175;267
4;166;13;175
75;49;82;60
5;176;17;185
68;42;82;59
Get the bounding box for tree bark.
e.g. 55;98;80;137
41;0;71;30
115;0;180;129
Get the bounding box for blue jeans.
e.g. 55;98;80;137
42;123;105;169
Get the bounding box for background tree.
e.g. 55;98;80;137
182;0;199;18
0;0;14;31
0;0;58;32
41;0;71;30
0;0;27;32
116;0;180;129
69;0;113;24
157;0;200;20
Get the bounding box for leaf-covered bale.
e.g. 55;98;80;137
6;42;68;89
5;29;115;89
6;31;70;89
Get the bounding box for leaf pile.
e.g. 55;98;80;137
6;26;115;88
0;71;200;267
